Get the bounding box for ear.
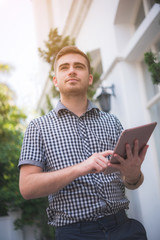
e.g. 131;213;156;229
88;74;93;86
53;76;58;87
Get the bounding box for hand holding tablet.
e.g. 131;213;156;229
104;122;157;174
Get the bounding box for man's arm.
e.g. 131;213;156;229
19;150;113;200
108;140;148;190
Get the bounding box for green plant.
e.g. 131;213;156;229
0;83;26;216
0;82;55;239
144;51;160;85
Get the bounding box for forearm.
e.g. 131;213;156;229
19;150;112;200
19;164;81;200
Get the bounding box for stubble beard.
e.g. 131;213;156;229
60;83;88;98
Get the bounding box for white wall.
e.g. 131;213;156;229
76;0;118;72
0;212;23;240
51;0;73;34
0;212;40;240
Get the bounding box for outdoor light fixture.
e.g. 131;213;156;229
97;84;115;113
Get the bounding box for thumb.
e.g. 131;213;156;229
101;150;114;157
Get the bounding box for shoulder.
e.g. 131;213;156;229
98;111;123;132
99;111;121;123
31;109;56;124
27;109;57;130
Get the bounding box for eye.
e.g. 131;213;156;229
75;65;84;69
60;66;68;70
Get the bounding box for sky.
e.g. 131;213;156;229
0;0;40;115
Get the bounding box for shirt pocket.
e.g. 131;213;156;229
88;128;116;153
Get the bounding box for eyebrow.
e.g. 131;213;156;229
58;62;86;69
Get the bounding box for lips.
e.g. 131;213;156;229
66;78;79;83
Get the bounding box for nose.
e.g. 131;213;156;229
68;66;76;76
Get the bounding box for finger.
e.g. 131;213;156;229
139;145;149;162
113;153;125;164
96;160;107;169
93;162;106;173
126;144;133;159
107;161;121;171
101;150;114;157
95;155;107;165
133;139;139;157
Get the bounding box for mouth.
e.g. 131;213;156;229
66;78;79;83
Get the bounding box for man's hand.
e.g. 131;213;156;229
108;140;149;184
78;150;114;176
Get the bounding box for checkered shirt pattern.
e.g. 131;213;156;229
19;101;129;227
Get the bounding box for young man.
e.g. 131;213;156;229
19;46;148;240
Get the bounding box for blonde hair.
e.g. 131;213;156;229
54;46;91;73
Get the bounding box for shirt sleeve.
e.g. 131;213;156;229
18;120;45;170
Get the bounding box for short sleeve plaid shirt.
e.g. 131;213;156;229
19;100;129;227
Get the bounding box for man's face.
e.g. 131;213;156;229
53;53;93;97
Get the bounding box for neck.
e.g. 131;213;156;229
60;95;88;117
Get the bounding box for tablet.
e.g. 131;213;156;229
104;121;157;174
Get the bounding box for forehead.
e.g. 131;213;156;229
57;53;88;67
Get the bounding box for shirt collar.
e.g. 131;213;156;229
54;100;100;116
